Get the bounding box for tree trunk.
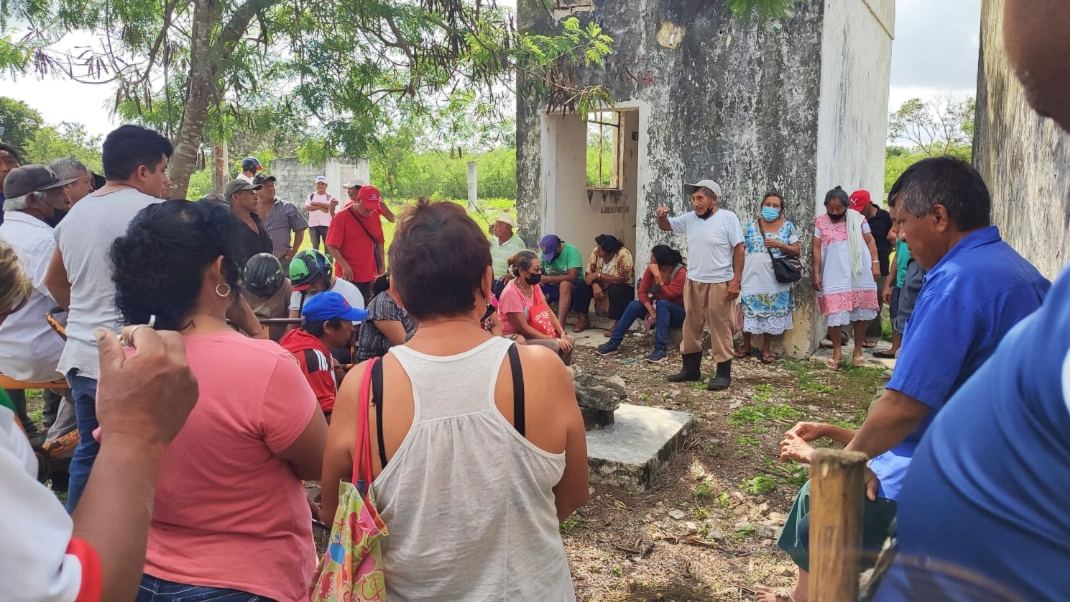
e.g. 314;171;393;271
212;138;228;194
167;0;215;199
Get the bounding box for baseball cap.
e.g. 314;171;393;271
224;179;261;199
3;164;76;199
315;176;328;184
357;185;381;210
301;291;368;322
253;173;277;185
683;179;722;197
494;212;517;228
241;157;263;172
539;234;562;262
343;178;367;189
849;189;872;212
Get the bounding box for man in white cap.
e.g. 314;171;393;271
656;179;743;390
304;175;337;252
490;211;525;298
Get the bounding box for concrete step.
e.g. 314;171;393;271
586;403;696;491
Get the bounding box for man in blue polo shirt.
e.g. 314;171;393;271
872;3;1070;599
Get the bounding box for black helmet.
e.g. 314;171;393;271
243;253;285;297
289;249;332;291
241;156;262;172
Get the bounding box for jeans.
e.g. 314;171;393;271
609;299;686;350
309;225;329;251
66;371;99;513
137;575;271;602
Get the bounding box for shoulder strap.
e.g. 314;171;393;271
352;210;378;243
508;344;525;437
372;359;386;469
668;263;684;282
352;358;378;492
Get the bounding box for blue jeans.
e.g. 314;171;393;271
66;370;99;513
137;575;270;602
609;300;686;350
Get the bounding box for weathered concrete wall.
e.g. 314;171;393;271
975;0;1070;280
518;0;893;356
268;158;370;216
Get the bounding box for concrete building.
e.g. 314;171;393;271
268;158;370;216
975;0;1070;281
516;0;894;355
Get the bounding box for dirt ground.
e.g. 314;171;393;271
563;329;886;602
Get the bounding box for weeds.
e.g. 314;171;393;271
736;435;761;447
559;515;584;532
694;481;714;499
740;475;777;495
728;403;806;426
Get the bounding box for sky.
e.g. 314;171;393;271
0;0;983;139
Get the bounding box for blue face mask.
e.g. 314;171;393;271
761;207;781;222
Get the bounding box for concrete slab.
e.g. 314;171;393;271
585;403;696;491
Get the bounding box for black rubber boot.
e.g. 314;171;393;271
667;352;703;382
707;360;732;391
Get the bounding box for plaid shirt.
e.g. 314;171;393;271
261;199;308;257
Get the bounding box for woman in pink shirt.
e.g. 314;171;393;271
111;200;328;602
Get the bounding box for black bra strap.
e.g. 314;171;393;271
508;344;525;437
372;359;386;469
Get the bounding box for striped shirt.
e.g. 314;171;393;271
491;234;526;279
260;199;308;258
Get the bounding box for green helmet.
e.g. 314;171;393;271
289;249;333;290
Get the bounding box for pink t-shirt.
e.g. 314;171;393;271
143;330;319;602
497;280;539;336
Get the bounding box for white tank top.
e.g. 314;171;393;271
374;337;576;601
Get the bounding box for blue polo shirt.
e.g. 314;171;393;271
874;267;1070;602
870;226;1049;499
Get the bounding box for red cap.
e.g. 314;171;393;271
849;189;871;212
357;186;381;211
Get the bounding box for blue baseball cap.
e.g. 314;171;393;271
301;291;367;322
540;234;561;262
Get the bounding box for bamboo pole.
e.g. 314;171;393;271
809;448;869;602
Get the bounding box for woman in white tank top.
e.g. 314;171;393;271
321;198;589;601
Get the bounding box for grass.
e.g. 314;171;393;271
740;475;777;495
735;435;761;447
728;403;806;426
559;515;584;532
693;481;714;499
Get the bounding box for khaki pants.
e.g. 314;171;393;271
681;280;735;364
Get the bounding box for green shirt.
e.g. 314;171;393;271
543;242;584;278
491;234;527;279
895;239;910;288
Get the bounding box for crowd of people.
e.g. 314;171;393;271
1;4;1069;600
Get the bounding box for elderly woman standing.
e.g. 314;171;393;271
579;234;635;335
812;186;881;369
738;192;800;363
321;198;588;600
111;200;327;602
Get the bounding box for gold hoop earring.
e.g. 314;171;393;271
215;283;231;297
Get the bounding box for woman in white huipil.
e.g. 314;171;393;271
321;198;589;601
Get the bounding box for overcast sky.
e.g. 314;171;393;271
1;0;982;138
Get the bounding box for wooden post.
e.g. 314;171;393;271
809;448;868;602
467;160;478;210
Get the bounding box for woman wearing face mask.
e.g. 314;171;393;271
498;250;574;365
812;186;881;369
737;192;800;363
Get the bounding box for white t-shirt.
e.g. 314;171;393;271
289;277;365;322
54;187;160;378
0;404;96;602
304;192;336;228
0;213;65;381
236;173;254;184
668;209;744;284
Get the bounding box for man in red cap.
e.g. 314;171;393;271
325;178;395;303
850;189;893;347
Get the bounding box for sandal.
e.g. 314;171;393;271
862;340;877;348
825;358;840;370
603;330;612;337
853;355;867;367
734;347;753;358
873;350;897;359
761;352;775;364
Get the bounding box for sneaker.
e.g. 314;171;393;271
596;341;620;356
645;348;667;363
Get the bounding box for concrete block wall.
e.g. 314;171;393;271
974;0;1070;281
268;158;371;216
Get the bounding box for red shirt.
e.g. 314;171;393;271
279;329;337;413
325;207;384;283
637;264;687;306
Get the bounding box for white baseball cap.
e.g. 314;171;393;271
342;178;367;189
683;179;722;197
315;176;327;184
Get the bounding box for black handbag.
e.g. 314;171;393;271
759;222;802;283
